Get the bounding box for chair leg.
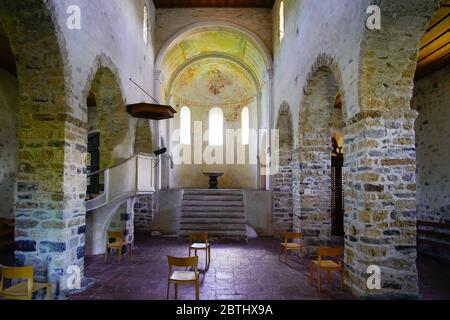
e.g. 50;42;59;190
205;250;208;270
118;247;122;264
46;285;52;300
189;247;191;257
174;283;178;300
196;278;200;300
318;267;322;291
327;270;331;284
309;262;314;286
208;246;211;268
166;282;170;300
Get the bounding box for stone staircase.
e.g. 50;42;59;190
180;189;247;242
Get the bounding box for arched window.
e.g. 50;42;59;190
180;106;191;145
279;1;285;42
241;107;249;145
143;5;149;45
209;107;223;146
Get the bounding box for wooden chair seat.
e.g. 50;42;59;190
170;271;197;282
190;243;210;249
0;282;51;299
312;259;341;269
108;241;124;248
280;242;302;249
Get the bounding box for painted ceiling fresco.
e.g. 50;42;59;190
161;27;267;88
171;58;256;108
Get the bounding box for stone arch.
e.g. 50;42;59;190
296;54;345;253
0;1;88;291
84;57;132;169
346;1;442;298
273;102;294;236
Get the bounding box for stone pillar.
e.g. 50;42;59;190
0;1;87;296
344;110;418;298
272;149;293;236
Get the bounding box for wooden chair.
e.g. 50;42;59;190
188;232;211;271
166;256;200;300
279;232;304;265
104;230;132;264
0;265;51;300
309;247;344;291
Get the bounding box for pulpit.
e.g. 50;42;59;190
203;172;224;189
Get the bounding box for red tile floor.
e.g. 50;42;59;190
2;237;449;300
68;237;353;300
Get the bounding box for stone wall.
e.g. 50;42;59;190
273;103;293;236
411;64;450;262
0;0;158;295
134;195;154;232
272;0;441;298
0;68;18;219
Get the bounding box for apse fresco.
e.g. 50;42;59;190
161;28;267;86
171;59;257;108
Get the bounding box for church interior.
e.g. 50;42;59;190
0;0;449;301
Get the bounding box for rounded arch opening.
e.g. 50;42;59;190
297;58;346;253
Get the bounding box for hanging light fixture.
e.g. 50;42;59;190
127;78;177;120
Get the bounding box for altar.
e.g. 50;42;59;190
202;172;224;189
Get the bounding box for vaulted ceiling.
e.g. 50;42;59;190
415;1;450;80
154;0;275;8
161;26;267;108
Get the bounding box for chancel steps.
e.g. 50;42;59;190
180;190;247;242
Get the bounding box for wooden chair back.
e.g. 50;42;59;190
189;232;209;244
317;247;344;264
284;232;303;243
107;231;125;242
0;265;33;299
167;256;198;276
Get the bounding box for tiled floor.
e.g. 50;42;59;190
2;237;449;300
68;237;353;300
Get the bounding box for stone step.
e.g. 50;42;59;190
179;229;247;238
183;190;243;197
182;206;245;212
180;217;246;224
183;194;243;201
182;200;244;207
180;223;247;231
181;212;245;219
